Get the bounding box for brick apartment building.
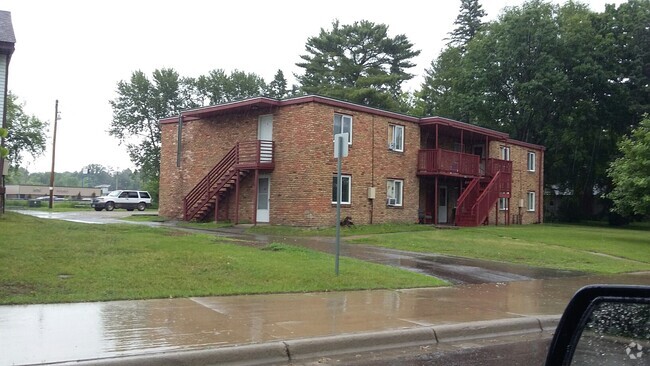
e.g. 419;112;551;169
159;95;544;227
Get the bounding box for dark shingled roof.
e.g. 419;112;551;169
0;10;16;44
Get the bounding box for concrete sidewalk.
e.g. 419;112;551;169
2;272;649;365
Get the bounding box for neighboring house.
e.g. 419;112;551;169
95;184;112;196
160;95;544;227
0;10;15;213
5;185;101;199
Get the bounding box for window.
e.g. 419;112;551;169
127;191;139;198
527;191;536;211
500;146;510;161
499;198;509;211
388;125;404;152
527;151;536;171
386;179;403;206
334;114;353;145
332;175;351;204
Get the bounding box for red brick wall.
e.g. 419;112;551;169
487;141;544;225
160;100;543;227
160;101;420;226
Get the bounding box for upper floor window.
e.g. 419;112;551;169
500;146;510;161
388;124;404;152
527;191;536;211
386;179;403;206
527;151;536;172
332;175;351;205
334;114;353;145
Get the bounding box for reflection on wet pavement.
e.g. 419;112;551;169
1;273;649;365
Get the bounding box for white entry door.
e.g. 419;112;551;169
258;115;273;162
438;186;448;224
257;175;270;223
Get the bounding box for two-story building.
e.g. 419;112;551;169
159;95;544;227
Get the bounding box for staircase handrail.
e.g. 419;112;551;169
470;171;503;226
183;144;238;220
455;177;480;220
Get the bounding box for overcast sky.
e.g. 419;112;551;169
3;0;622;174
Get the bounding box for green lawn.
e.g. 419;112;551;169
0;213;444;305
349;224;650;274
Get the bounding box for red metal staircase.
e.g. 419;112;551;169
183;141;274;221
455;159;512;227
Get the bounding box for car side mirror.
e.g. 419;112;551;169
545;285;650;365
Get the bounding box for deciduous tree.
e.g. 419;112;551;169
109;68;196;184
195;69;267;105
3;92;48;169
607;115;650;217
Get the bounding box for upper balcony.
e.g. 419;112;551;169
235;140;275;170
417;148;511;178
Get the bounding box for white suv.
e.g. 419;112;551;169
91;190;152;212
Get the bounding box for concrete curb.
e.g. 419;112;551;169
72;342;289;366
433;317;544;343
284;327;436;361
60;315;561;366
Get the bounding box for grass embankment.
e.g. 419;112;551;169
0;212;444;305
349;224;650;274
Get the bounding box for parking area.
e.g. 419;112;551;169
11;209;160;225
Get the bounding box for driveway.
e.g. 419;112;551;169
11;209;163;226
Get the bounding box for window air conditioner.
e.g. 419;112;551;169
388;142;396;150
387;198;397;206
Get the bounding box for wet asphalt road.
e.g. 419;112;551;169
12;209;584;285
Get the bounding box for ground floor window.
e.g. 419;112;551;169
499;197;509;211
527;191;536;211
387;179;403;206
332;175;351;204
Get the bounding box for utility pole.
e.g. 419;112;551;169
48;100;59;209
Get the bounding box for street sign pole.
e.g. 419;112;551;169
334;133;348;276
335;138;342;276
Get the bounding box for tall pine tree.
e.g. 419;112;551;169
296;20;420;112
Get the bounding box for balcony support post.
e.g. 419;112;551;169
434;176;439;225
460;130;464;174
214;196;219;223
234;170;240;225
253;169;259;226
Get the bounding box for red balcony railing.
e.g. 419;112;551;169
487;158;512;176
418;149;480;177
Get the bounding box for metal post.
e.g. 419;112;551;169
48;100;59;209
335;136;342;276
